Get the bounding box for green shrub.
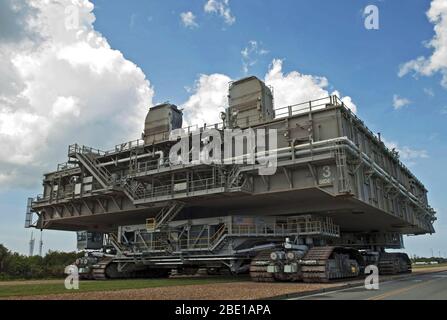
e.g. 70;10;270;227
0;243;84;280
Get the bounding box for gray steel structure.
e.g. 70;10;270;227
27;76;436;279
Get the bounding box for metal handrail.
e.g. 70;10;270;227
57;162;78;171
132;220;340;253
108;139;145;155
210;224;228;245
69;143;106;156
134;175;227;200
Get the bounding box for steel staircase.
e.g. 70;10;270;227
146;202;185;231
121;179;146;201
74;151;111;189
227;165;242;189
210;224;229;251
69;144;142;201
108;233;126;253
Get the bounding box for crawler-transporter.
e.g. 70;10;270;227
26;76;436;282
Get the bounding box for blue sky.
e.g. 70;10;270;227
0;0;446;257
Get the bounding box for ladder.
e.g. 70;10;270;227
25;197;34;228
335;144;350;193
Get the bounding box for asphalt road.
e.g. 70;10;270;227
291;271;447;300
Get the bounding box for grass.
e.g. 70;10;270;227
0;276;245;298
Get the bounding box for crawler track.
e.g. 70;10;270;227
92;258;114;280
249;250;275;282
379;253;412;275
301;247;335;283
301;247;362;283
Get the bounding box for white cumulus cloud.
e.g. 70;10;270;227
181;59;357;126
382;138;429;166
241;40;268;74
393;95;411;109
180;11;198;29
265;59;357;113
0;0;154;189
181;73;232;127
398;0;447;88
204;0;236;25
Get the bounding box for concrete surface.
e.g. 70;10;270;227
290;271;447;300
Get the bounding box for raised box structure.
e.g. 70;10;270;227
143;103;183;145
227;76;275;128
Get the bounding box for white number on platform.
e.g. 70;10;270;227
322;166;332;178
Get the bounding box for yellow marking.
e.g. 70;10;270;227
367;279;436;300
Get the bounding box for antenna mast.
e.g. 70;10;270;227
29;232;35;257
38;230;43;257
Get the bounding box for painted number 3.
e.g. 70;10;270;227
322;166;332;178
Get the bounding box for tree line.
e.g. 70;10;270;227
0;244;84;280
412;256;447;264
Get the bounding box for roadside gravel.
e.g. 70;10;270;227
7;282;339;300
